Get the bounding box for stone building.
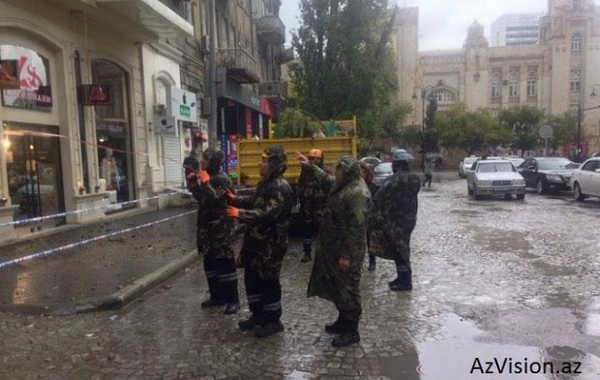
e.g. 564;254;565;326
0;0;288;240
392;0;600;156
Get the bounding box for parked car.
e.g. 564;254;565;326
373;162;393;187
360;157;382;166
503;156;525;169
570;157;600;201
467;159;526;200
517;157;579;194
459;156;480;178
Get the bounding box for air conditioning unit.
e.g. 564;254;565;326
199;35;210;53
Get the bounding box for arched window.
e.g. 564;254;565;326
570;69;581;92
491;72;501;98
527;70;537;97
509;71;519;98
430;88;455;104
571;34;582;54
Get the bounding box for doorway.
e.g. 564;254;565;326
5;122;65;226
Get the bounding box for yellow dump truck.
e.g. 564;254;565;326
236;136;358;186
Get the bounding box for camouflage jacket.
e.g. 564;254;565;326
235;175;293;281
190;172;236;260
368;170;421;261
297;164;332;224
306;158;372;303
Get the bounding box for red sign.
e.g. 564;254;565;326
245;108;253;139
79;84;111;106
260;98;274;117
0;60;19;90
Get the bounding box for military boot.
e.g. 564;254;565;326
368;255;376;271
331;320;360;347
301;239;312;263
325;314;344;334
255;321;284;338
201;277;224;308
224;303;239;315
389;270;412;291
238;314;260;331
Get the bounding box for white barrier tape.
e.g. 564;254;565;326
0;191;183;228
0;210;196;270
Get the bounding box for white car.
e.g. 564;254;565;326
467;159;526;200
570;157;600;200
459;156;480;178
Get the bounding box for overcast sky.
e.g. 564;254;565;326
280;0;600;51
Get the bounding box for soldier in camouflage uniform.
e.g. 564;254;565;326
297;148;332;263
298;154;371;347
187;148;239;315
225;145;293;338
368;150;421;291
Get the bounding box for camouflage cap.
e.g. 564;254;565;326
202;147;225;174
262;145;287;176
336;156;361;185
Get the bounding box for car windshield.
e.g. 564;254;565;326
477;162;515;173
374;163;392;174
537;159;578;170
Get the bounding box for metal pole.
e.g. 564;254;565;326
421;90;425;170
576;104;582;162
208;0;218;148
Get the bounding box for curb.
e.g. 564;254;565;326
77;250;201;314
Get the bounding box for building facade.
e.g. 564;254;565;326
393;0;600;156
0;0;288;241
491;13;544;47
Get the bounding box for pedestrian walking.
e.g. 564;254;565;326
187;148;239;315
298;153;371;347
297;149;332;263
369;150;421;291
423;158;433;188
224;146;293;338
359;162;379;271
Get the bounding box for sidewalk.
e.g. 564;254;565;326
0;205;200;315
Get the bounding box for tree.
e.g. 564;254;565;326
273;108;323;138
435;103;511;155
498;105;544;156
546;112;577;153
425;95;438;129
290;0;400;140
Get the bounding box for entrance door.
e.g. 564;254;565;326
5;123;64;225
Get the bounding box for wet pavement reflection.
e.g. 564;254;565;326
1;175;599;379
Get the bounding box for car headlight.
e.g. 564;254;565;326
477;180;492;186
546;174;561;181
513;179;525;186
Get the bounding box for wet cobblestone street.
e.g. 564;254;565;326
2;175;600;380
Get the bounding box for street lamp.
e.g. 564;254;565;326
575;84;600;162
413;86;435;169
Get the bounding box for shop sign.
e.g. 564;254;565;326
260;98;274;117
0;45;53;111
79;84;111;106
170;87;198;123
245;108;253;139
0;60;20;90
97;122;125;136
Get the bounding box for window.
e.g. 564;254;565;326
509;71;519;98
527;71;537;97
570;104;580;117
571;34;582;54
581;161;597;172
491;72;501;98
570;70;581;92
490;109;500;119
430;88;455;104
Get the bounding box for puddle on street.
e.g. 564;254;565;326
577;313;600;337
450;209;481;216
530;261;578;277
380;314;600;380
472;230;532;254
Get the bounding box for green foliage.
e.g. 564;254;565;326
273;108;324;138
545;112;577;153
435;103;511;155
398;126;422;149
291;0;400;141
425;96;438;130
498;105;544;156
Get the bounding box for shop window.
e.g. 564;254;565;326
0;45;53;112
92;59;133;204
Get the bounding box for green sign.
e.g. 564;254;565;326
179;104;191;117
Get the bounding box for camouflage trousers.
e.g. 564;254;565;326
244;260;282;324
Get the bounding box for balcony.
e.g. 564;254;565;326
218;48;261;84
256;15;286;45
96;0;193;39
259;81;288;103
